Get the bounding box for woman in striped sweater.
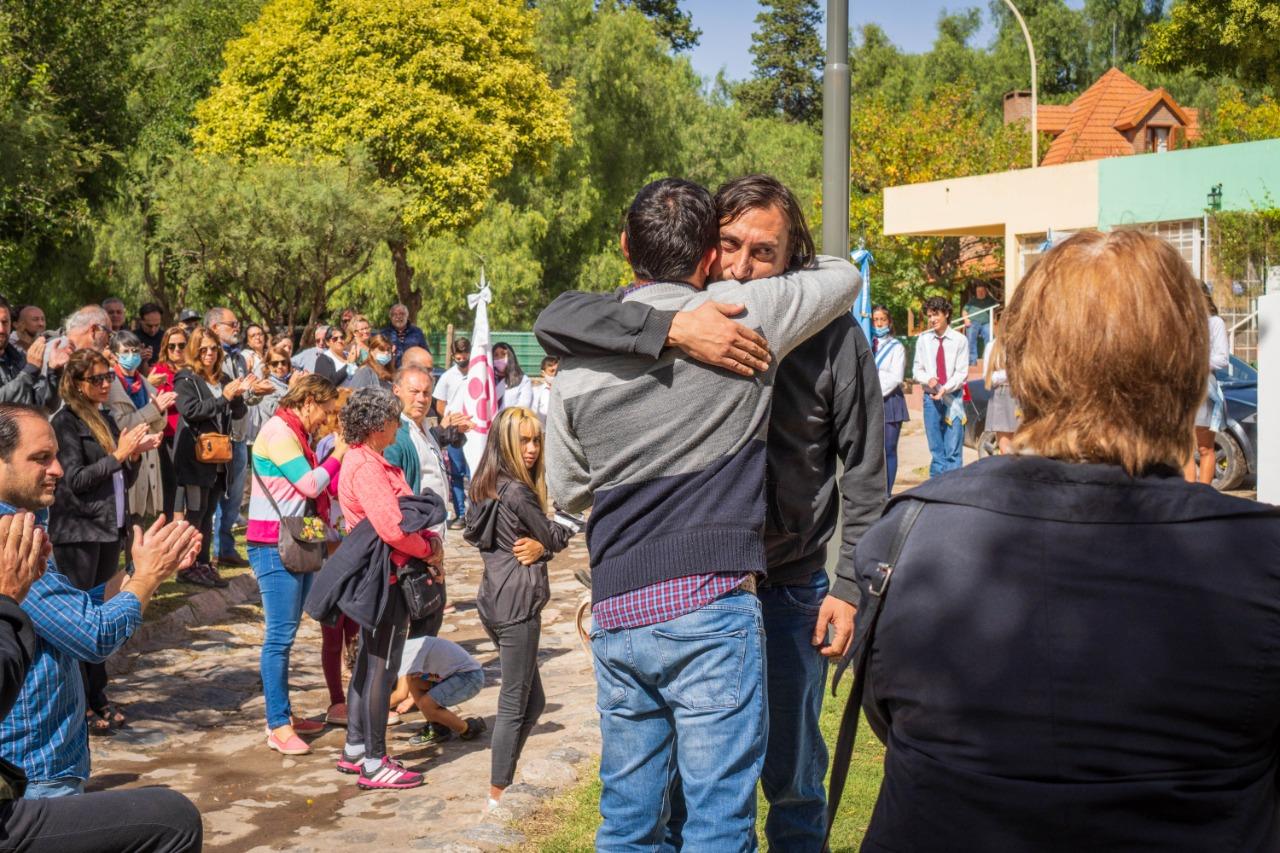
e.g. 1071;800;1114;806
247;374;347;756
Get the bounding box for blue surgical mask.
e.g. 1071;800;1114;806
117;352;142;372
373;351;393;366
872;325;891;339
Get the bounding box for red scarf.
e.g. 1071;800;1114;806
276;406;331;524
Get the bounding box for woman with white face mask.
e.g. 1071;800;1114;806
871;306;907;494
107;330;177;522
346;335;396;390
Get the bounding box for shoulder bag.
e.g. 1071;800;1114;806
825;499;925;846
250;465;326;573
187;376;233;464
398;559;445;621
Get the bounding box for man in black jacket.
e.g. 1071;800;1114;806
534;174;885;851
0;402;202;851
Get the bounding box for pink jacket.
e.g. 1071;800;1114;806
337;444;435;561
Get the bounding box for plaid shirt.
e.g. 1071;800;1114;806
0;504;141;782
592;572;748;630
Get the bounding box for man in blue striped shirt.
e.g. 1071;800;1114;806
0;404;201;797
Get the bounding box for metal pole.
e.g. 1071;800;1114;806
1003;0;1038;168
822;0;850;256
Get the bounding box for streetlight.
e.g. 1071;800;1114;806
822;0;850;257
1003;0;1039;168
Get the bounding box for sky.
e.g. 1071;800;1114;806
682;1;1081;83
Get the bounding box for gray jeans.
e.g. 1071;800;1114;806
346;592;408;760
482;616;545;788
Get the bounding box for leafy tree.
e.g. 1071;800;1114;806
1083;0;1164;72
1199;86;1280;145
848;85;1029;320
145;154;402;332
1143;0;1280;93
193;0;572;320
737;0;823;123
988;0;1090;97
619;0;699;51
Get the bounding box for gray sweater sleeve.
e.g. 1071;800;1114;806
717;256;862;361
545;384;593;514
534;291;675;361
829;329;887;605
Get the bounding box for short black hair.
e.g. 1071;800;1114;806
922;296;954;320
453;336;471;354
623;178;718;283
540;355;559;371
138;302;163;317
0;403;46;461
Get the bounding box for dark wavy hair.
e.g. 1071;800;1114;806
714;174;816;271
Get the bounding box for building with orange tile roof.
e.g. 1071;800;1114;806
1003;67;1200;166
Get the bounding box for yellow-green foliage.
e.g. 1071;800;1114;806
193;0;572;235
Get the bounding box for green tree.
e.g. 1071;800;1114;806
193;0;572;319
1143;0;1280;93
620;0;699;52
849;85;1029;319
145;154;402;332
1199;85;1280;145
737;0;823;123
1083;0;1164;73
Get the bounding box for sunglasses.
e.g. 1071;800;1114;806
198;346;220;355
168;342;187;351
269;360;290;368
83;373;113;385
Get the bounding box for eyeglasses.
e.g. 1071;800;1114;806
83;373;113;385
198;346;219;355
217;320;241;330
167;342;187;351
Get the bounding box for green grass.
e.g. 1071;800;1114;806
139;530;254;622
520;674;885;852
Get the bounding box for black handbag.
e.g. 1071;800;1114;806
251;466;327;573
398;560;445;622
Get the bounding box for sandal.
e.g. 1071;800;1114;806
86;710;113;737
99;703;127;728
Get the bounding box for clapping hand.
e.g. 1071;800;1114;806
113;423;153;463
152;390;177;412
0;513;48;603
130;516;201;586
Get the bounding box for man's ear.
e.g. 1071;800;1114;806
619;231;630;263
698;244;719;279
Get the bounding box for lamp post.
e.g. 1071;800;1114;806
1003;0;1038;168
822;0;850;257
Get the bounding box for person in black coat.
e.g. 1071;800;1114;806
464;407;577;811
172;326;248;587
843;230;1280;852
50;349;159;731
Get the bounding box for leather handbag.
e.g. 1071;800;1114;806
251;467;326;573
398;560;445;621
194;432;233;464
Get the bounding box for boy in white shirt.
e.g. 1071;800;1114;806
912;296;970;475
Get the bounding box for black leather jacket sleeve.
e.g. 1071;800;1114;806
829;330;887;605
534;290;674;361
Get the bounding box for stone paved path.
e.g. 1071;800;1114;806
88;531;599;852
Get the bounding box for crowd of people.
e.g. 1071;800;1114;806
0;166;1271;853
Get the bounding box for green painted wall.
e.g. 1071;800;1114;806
1097;139;1280;229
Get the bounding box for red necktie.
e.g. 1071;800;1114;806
935;335;948;384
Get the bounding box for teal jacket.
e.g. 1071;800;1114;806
383;423;420;494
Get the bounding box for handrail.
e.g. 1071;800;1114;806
1227;308;1258;354
950;303;1000;330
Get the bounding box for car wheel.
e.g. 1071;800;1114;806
1213;432;1246;492
977;430;1000;459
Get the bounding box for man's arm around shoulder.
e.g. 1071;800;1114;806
534;291;672;361
734;256;861;361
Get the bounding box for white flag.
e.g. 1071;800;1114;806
451;272;498;475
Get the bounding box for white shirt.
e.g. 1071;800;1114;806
433;364;465;408
531;380;552;424
498;375;534;411
873;337;905;396
912;327;969;394
1208;315;1229;372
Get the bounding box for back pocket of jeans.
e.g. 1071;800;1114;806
589;629;627;711
652;628;748;711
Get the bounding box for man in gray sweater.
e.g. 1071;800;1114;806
546;177;860;850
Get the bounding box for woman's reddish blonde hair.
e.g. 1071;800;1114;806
1003;229;1207;474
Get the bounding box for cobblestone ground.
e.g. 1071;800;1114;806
88;531;599;852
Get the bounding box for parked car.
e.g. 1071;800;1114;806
964;356;1258;491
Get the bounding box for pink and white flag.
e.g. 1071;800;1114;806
451;272;498;474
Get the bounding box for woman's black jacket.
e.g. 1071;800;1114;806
464;476;573;629
48;405;138;545
851;454;1280;853
173;368;247;488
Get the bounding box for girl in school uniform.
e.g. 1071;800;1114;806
872;306;908;494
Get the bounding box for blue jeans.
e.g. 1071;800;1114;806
213;439;248;559
591;591;767;852
23;778;84;799
759;571;830;852
966;321;991;364
250;545;314;729
446;444;468;518
922;395;965;475
426;668;484;707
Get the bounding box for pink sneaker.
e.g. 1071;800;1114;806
356;756;424;790
336;754;362;775
266;731;311;756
